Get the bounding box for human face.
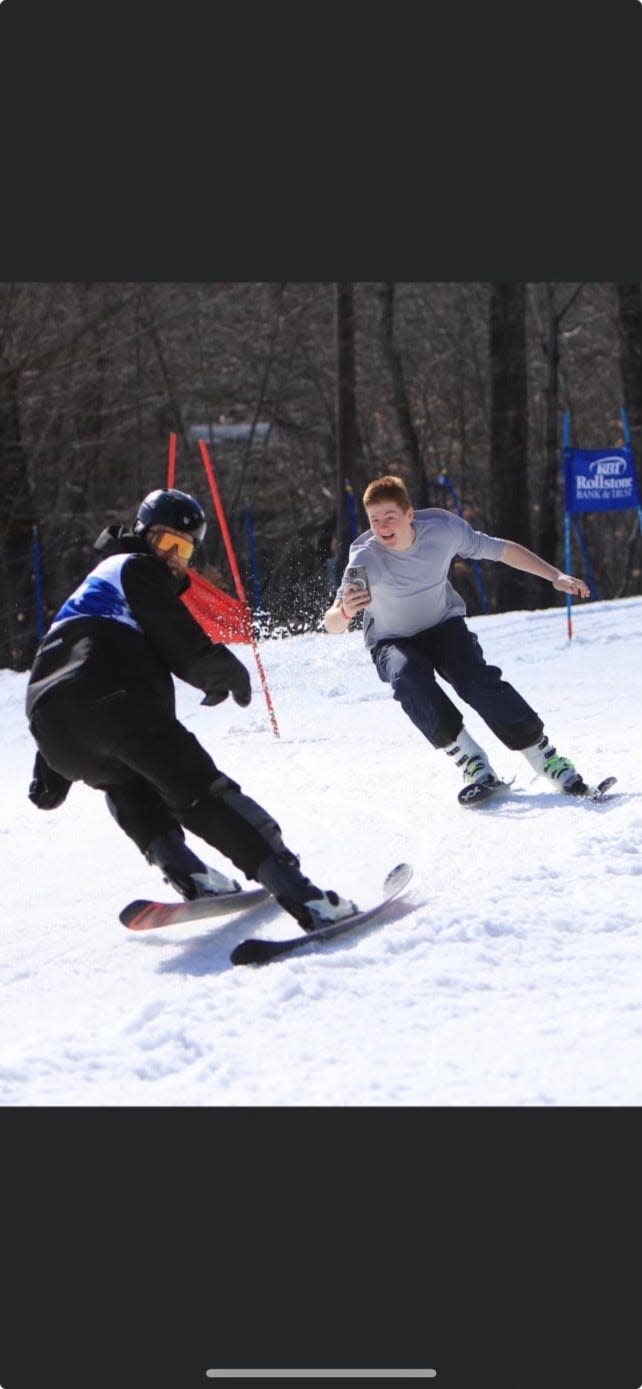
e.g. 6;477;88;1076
366;501;415;551
148;526;195;576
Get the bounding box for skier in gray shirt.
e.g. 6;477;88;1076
324;474;592;801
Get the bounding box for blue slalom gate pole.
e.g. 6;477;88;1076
345;479;359;539
244;505;263;610
31;525;46;639
435;472;490;613
562;413;574;639
563;405;642;640
563;510;574;640
571;517;598;598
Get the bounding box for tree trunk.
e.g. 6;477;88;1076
379;283;429;504
616;284;642;460
335;283;358;571
489;283;535;610
615;283;642;595
533;284;583;569
536;285;561;564
0;362;38;669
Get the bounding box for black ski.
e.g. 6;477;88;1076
230;862;413;967
458;773;617;808
120;886;270;931
458;777;515;807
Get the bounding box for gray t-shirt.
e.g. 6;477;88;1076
337;508;505;650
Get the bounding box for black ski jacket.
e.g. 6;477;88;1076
25;525;251;721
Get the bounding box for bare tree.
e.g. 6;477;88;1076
616;284;642;458
489;283;535;610
0;342;37;668
335;283;358;572
530;284;583;563
378;282;428;503
615;283;642;596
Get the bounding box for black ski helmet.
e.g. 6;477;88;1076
133;489;207;546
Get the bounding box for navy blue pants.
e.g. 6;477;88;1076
373;617;543;750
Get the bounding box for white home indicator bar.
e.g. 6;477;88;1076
206;1373;437;1380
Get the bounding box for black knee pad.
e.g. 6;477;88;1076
204;776;283;846
181;776;285;878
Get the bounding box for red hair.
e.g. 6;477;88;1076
362;475;412;511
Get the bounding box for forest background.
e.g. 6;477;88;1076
1;279;641;670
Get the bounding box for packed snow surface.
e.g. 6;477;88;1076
2;596;641;1106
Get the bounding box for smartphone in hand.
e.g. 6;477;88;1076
346;565;371;598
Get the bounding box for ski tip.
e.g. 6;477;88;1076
383;862;413;892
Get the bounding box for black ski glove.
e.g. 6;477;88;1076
200;688;229;707
201;660;252;708
198;644;252;709
230;665;252;707
28;750;72;810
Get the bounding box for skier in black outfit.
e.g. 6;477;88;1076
26;489;357;930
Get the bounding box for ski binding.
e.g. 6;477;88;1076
230;862;413;966
576;775;617;802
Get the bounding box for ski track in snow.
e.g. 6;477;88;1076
2;596;641;1106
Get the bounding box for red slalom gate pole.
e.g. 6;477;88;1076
167;432;177;488
198;439;280;738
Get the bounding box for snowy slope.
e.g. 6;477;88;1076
2;596;641;1106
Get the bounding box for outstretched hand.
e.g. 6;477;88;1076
553;572;590;598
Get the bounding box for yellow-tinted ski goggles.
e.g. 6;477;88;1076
150;529;195;561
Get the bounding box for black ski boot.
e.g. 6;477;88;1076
256;849;356;932
145;829;241;901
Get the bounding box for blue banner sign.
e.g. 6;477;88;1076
564;448;641;513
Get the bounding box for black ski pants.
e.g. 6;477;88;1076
373;617;543;750
29;682;283;878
